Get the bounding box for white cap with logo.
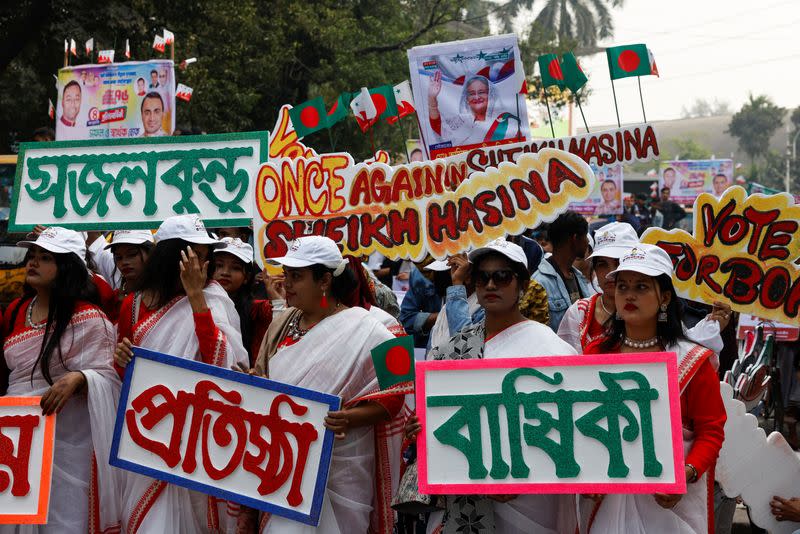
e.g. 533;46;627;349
18;227;87;264
268;236;348;275
154;215;225;246
589;222;640;260
607;244;674;279
214;237;254;264
467;238;528;269
105;229;155;249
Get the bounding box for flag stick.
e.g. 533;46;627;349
63;46;68;68
610;78;621;127
637;76;647;122
543;90;556;138
368;126;375;156
515;92;523;141
574;92;589;133
394;118;412;162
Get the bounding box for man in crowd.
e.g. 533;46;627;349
713;173;730;197
532;210;590;332
657;186;687;230
141;92;167;137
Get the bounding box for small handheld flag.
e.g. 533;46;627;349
125;39;130;59
387;80;415;124
538;54;565;89
97;50;115;64
288;97;329;138
70;38;77;56
153;35;166;53
606;44;651;80
648;48;659;77
163;29;175;45
48;99;54;120
371;335;415;390
349;87;378;133
85;38;94;56
326;92;351;128
176;84;193;102
561;53;587;93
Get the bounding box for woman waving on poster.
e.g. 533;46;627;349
580;244;726;534
428;70;521;147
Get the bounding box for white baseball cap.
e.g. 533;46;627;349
589;222;640;260
213;237;254;264
467;238;528;269
18;226;87;264
268;236;347;274
154;215;225;246
607;244;674;279
105;229;155;249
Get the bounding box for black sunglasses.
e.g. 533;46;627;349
475;269;517;287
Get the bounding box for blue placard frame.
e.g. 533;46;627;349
109;346;341;526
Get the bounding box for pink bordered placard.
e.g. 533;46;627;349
415;352;685;495
0;396;56;524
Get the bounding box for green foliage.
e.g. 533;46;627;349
726;93;785;165
668;138;711;160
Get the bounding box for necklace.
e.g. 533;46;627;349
26;296;46;330
598;294;612;316
286;314;314;342
622;335;659;349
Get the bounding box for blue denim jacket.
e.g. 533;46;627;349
444;285;485;336
532;258;590;332
398;267;442;348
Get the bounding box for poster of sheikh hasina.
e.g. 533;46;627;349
56;60;176;141
408;34;530;159
569;163;624;217
416;353;685;494
110;348;340;526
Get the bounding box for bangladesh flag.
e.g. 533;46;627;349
370;85;399;122
538;54;564;89
607;44;651;80
371;335;415;390
327;92;351;127
561;52;587;93
288;96;328;139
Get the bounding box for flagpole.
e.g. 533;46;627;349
610;78;621;128
543;90;556;138
574;92;589;133
515;92;523;142
637;76;647;122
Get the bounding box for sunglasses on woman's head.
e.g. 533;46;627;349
475;269;517;287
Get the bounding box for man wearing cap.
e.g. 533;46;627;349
533;211;591;332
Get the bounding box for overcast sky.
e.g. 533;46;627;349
556;0;799;127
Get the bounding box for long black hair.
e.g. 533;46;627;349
21;250;100;385
310;263;357;303
133;239;216;308
217;253;257;354
110;242;154;292
600;273;684;351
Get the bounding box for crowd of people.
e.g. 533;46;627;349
1;206;798;534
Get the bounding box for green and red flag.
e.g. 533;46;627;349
561;52;587;93
648;48;659;77
370;85;399;123
288;96;328;139
606;44;651;80
538;54;565;89
371;335;415;390
327;92;351;127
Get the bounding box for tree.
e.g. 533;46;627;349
680;98;730;119
669;138;711;160
726;94;785;166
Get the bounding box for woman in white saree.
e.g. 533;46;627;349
114;215;248;533
581;244;726;534
406;239;578;534
241;236;403;534
1;227;121;533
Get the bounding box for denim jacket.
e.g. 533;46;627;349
398;267;442;348
532;258;590;332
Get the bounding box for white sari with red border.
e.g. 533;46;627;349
580;340;717;534
118;282;248;534
1;302;122;534
259;306;400;534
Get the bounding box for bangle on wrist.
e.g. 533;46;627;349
686;463;698;483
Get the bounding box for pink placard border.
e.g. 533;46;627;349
415;352;686;495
